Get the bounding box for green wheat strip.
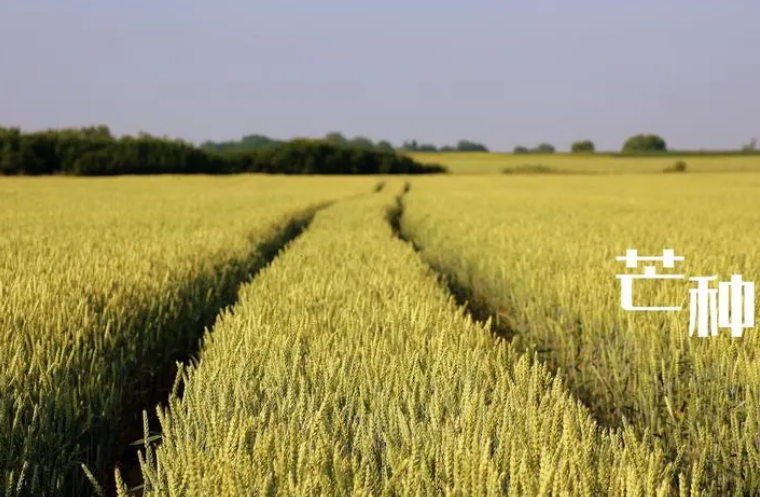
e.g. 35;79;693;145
137;181;673;497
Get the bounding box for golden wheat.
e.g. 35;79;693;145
0;175;372;496
401;173;760;495
135;182;673;497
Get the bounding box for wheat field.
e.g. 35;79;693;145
0;175;372;496
402;174;760;495
1;171;758;496
134;183;672;496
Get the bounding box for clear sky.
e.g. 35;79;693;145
1;1;758;151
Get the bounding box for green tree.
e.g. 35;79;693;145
399;140;419;151
80;125;112;140
456;140;488;152
240;134;278;148
324;132;348;145
200;134;279;152
535;143;555;153
348;136;375;149
741;138;757;152
0;129;20;174
571;140;595;153
621;134;667;153
513;145;529;154
417;143;438;152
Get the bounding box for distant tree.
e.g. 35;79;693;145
571;140;595;153
0;128;21;175
399;139;419;151
440;145;455;152
513;146;529;154
78;125;112;140
376;140;394;152
0;127;450;176
417;143;438;152
240;134;278;148
621;134;667;153
324;132;348;145
742;138;757;152
456;139;488;152
200;133;280;152
348;136;375;149
535;143;556;153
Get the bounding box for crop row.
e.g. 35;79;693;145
133;181;672;496
0;176;372;496
400;174;760;495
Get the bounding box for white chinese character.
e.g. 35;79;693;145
689;274;755;338
718;274;755;338
615;248;685;311
688;276;718;337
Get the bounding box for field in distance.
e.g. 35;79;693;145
407;151;760;174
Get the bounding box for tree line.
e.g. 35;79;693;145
207;132;760;155
0;126;447;176
202;133;490;153
513;134;760;154
205;132;668;155
512;135;664;154
4;126;757;176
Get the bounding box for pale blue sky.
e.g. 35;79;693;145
1;1;758;151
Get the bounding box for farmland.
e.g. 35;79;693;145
1;171;759;496
0;176;372;495
402;174;760;495
407;151;760;174
133;183;671;496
